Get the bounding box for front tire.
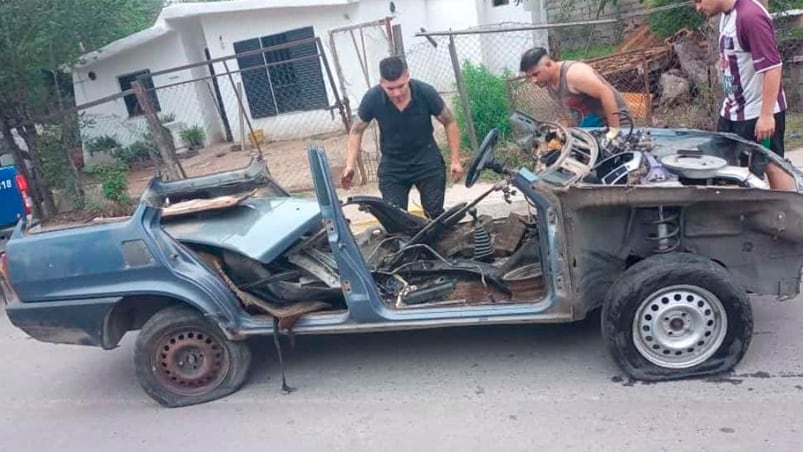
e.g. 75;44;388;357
134;306;252;408
602;253;753;381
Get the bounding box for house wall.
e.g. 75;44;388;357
173;21;226;143
477;0;547;76
401;0;483;92
72;31;207;162
199;1;437;141
73;0;519;150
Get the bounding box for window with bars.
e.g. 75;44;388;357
233;26;328;119
118;70;161;117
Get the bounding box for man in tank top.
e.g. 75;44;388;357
519;47;632;141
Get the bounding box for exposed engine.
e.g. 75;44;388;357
588;126;768;189
510;111;771;190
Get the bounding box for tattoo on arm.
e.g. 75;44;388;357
437;107;456;126
350;118;369;135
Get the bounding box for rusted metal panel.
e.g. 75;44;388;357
553;182;803;313
493;213;528;256
502;263;546;302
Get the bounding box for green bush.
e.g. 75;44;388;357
86;163;130;204
644;0;705;38
452;61;512;150
180;125;206;149
86;135;121;156
112;141;154;166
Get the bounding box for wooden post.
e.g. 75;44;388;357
132;80;182;181
221;60;265;158
237;82;246;150
449;34;479;152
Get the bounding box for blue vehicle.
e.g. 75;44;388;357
0;164;29;252
3;114;803;408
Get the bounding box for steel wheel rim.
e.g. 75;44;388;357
632;284;728;369
152;327;230;397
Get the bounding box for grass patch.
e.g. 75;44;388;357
561;44;616;61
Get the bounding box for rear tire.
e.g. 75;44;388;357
134;305;252;408
602;253;752;381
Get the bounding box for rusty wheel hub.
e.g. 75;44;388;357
153;328;229;396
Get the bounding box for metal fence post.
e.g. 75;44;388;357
221;60;265;159
132;79;184;180
448;34;479;152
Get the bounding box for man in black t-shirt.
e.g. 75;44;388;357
340;56;463;219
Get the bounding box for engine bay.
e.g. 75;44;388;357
509;111;784;190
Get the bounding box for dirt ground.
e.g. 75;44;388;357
127;131;372;197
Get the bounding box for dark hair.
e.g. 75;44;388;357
379;55;408;81
519;47;549;73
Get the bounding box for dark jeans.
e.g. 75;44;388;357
379;164;446;220
717;111;786;177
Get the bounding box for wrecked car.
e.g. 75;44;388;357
2;111;803;408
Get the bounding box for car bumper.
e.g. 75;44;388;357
5;297;121;348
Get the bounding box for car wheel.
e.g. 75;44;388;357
602;252;753;381
134;305;252;408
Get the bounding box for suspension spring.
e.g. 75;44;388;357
647;206;680;254
473;224;494;261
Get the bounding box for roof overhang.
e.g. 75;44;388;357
72;0;359;69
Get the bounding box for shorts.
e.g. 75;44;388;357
717;111;786;177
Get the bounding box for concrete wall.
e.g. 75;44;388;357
544;0;647;51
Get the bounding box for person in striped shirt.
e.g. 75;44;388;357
694;0;791;190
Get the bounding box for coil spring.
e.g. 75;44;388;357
647;207;680;254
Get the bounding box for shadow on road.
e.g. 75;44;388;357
245;309;606;385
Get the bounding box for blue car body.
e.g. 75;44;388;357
4;121;803;405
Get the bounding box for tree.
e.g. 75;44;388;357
0;0;163;219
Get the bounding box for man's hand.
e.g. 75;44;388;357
755;114;775;142
344;118;369;190
450;160;464;182
605;127;620;142
340;165;355;189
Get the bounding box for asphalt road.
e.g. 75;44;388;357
1;294;801;452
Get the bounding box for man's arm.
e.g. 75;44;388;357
756;66;782;141
436;106;462;168
566;63;621;128
738;12;784;141
342;117;369;189
346;117;369;168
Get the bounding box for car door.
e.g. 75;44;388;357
307;145;390;322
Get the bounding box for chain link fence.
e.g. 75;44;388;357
410;4;802;157
74;36;354;199
326;18;396;184
38;4;803;219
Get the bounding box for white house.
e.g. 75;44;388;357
71;0;548;162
